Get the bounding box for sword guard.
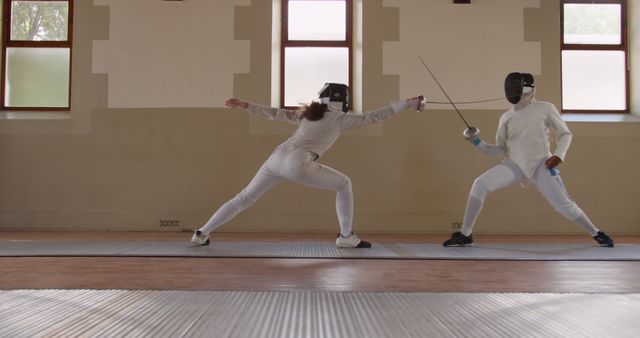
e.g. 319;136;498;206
463;127;480;141
417;95;426;112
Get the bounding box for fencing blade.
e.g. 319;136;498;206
418;56;472;128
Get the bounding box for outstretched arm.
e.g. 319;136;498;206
339;97;422;131
225;98;249;109
225;98;301;125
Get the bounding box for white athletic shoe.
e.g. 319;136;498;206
190;230;210;246
335;232;372;248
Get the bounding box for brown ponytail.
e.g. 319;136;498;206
300;101;327;121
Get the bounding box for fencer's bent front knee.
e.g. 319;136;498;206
338;176;352;192
469;178;491;200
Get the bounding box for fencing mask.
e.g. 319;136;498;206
504;72;535;104
318;83;350;113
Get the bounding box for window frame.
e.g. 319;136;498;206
560;0;629;114
1;0;74;111
280;0;353;110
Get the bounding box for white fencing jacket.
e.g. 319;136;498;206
476;100;572;178
246;100;408;157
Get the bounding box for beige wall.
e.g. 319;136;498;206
93;0;250;108
632;0;639;116
384;0;541;110
0;0;638;234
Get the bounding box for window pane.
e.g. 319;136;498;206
288;0;345;41
5;48;70;107
562;51;626;110
10;1;69;41
563;4;621;44
284;47;348;106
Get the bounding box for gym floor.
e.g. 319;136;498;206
1;232;639;293
2;232;640;337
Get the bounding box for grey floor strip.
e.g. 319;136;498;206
0;240;638;261
0;290;638;338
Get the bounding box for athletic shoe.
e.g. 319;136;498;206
190;230;210;246
336;232;372;248
593;231;614;247
442;231;474;247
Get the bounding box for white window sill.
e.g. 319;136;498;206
0;111;70;120
562;113;640;123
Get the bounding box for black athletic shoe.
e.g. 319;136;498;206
593;231;614;247
443;231;474;247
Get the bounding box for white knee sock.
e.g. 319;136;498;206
573;213;599;236
199;200;243;235
337;189;353;237
461;196;484;236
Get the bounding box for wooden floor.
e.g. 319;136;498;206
1;232;639;293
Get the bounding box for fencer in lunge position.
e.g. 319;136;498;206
443;72;614;247
191;83;424;248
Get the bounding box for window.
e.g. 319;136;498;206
561;0;628;113
1;0;73;111
281;0;352;109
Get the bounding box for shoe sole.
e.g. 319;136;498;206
356;241;372;248
190;239;210;246
336;241;372;249
442;243;473;247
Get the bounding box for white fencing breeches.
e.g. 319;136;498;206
461;160;598;236
199;147;353;236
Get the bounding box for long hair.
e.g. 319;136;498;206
299;101;327;121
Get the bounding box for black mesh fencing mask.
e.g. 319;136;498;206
318;83;351;112
504;72;534;104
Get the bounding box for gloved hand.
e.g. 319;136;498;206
463;127;480;144
407;95;426;112
225;98;249;109
545;155;562;169
546;156;562;176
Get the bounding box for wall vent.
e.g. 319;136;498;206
159;219;180;227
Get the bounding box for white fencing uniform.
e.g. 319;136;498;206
461;99;600;236
200;100;409;236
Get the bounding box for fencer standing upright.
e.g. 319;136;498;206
192;83;424;248
443;73;614;247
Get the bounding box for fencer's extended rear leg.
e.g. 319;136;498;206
198;168;283;236
534;167;614;247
